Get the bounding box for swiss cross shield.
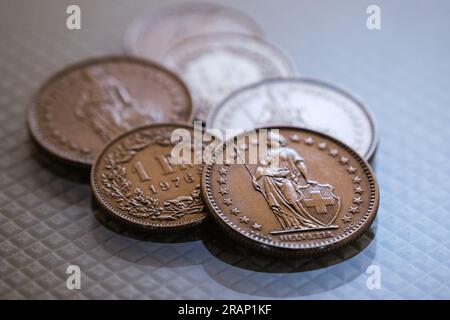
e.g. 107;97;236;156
297;182;341;226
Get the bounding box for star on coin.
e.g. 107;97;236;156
347;166;357;174
329;149;338;157
318;142;327;150
348;206;359;214
290;134;301;142
339;156;349;164
218;177;226;184
251;222;262;230
240;216;250;224
353;197;362;205
352;176;362;183
354;186;364;194
304;137;314;145
342;215;352;223
230;208;240;215
223;198;232;206
218;187;228;196
219;168;228;175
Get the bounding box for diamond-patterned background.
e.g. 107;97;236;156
1;0;450;299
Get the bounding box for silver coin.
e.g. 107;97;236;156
162;33;297;122
124;2;264;60
206;78;378;160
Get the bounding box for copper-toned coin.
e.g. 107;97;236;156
124;2;264;60
162;33;296;122
28;56;192;167
91;123;207;230
202;127;379;255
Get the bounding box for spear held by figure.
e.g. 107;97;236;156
233;145;300;230
233;145;268;200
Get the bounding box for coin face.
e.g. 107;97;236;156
202;127;379;255
124;2;264;60
207;78;378;160
91;123;207;230
162;33;296;121
28;56;192;166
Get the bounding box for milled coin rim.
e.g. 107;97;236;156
27;55;193;167
123;1;265;58
206;77;379;161
90;122;208;231
201;126;379;256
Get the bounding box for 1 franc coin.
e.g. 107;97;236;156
162;33;296;122
28;56;192;167
202;127;379;255
124;2;264;60
206;78;378;160
91;123;208;230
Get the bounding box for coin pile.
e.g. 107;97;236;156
27;2;379;256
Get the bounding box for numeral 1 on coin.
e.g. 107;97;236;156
133;161;151;182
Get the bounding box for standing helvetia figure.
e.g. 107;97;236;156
251;132;340;233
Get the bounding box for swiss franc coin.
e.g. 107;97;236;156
28;56;192;166
202;127;379;255
162;33;296;122
207;78;378;160
91;123;207;230
124;2;264;60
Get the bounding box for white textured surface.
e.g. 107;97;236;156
1;0;450;299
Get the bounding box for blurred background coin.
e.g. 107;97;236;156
124;1;264;60
91;123;207;231
28;56;192;167
162;33;296;122
207;78;378;160
202;127;379;256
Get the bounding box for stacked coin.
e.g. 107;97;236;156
27;2;379;256
91;123;208;231
206;78;378;160
28;56;192;167
124;1;296;122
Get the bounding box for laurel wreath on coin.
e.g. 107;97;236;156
100;128;203;220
